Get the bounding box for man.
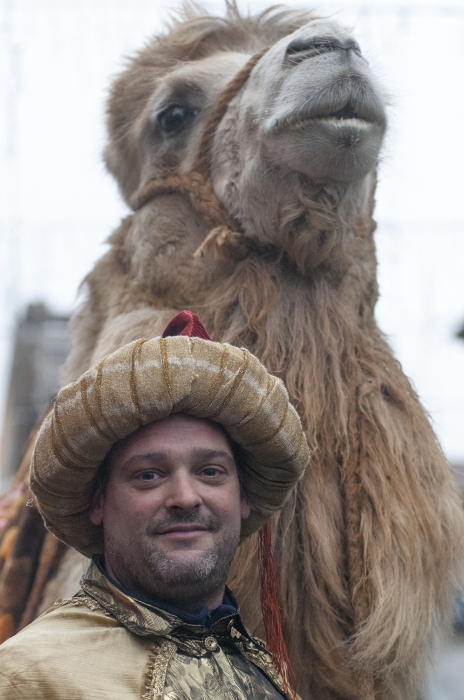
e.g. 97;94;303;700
0;311;309;699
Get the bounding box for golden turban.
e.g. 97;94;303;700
30;316;310;557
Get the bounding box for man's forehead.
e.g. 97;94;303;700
109;414;234;464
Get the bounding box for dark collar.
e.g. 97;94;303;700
92;554;237;629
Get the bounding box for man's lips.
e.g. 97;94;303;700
156;524;210;538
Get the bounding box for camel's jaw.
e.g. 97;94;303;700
271;116;385;184
261;77;386;183
261;117;385;185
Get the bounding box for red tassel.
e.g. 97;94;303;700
162;310;211;340
259;521;296;700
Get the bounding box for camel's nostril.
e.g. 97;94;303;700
286;38;315;55
286;36;342;56
286;36;361;59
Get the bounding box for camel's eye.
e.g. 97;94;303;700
158;104;192;135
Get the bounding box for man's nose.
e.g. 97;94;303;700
164;471;202;510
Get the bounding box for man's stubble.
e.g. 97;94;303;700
104;509;241;609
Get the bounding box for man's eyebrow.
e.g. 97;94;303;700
190;448;235;465
120;452;169;469
120;449;235;469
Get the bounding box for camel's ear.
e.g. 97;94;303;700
103;142;140;207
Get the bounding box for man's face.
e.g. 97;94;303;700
89;414;250;611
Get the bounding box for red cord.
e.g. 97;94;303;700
259;522;297;700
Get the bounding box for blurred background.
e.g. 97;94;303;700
0;0;463;696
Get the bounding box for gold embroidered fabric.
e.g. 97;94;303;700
143;640;177;700
53;594;112;616
0;561;290;700
164;646;283;700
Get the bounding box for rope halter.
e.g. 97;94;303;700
129;48;269;261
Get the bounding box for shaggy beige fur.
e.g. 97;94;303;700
47;4;463;699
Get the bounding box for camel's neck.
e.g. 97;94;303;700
214;152;377;279
198;217;380;434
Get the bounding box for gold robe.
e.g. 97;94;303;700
0;561;288;699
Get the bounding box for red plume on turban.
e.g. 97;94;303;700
162;310;212;340
161;310;296;699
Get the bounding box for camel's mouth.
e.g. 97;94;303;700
287;103;374;130
270;96;386;135
324;103;362;120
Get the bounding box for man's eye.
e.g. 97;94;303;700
139;471;158;481
158;105;192;135
201;467;221;477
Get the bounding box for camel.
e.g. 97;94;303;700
1;4;463;699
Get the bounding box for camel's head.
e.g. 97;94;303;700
238;19;386;184
105;4;387;258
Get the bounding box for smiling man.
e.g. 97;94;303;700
0;312;309;700
91;414;251;615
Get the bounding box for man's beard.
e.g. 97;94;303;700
103;510;240;610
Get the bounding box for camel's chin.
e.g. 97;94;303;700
266;117;385;183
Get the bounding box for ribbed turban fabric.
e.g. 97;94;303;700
30;315;310;558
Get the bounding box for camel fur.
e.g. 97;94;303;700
36;4;464;699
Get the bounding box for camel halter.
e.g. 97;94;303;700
129;48;269;261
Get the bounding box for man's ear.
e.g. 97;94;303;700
89;488;105;526
240;490;251;520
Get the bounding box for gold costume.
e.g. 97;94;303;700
0;316;307;698
0;560;287;699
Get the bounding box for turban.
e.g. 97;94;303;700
30;311;310;557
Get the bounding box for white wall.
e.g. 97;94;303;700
1;0;463;474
